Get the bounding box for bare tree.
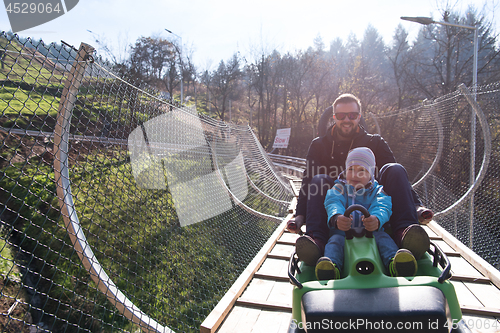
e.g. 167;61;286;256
405;6;496;98
386;24;413;110
245;50;287;148
202;53;242;121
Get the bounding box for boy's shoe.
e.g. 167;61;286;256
315;257;340;280
389;249;418;277
295;235;323;266
401;224;430;260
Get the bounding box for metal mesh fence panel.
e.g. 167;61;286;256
1;32;500;333
0;34;293;332
365;84;499;270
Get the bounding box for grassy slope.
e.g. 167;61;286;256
0;38;280;332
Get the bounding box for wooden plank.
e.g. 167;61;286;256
239;279;293;308
275;312;294;333
250;309;292;333
253;272;289;282
449;277;500;323
278;232;300;244
277;239;296;246
422;224;440;238
277;258;290;277
216;306;262;333
432;239;457;253
269;243;295;258
461;305;500;317
236;299;292;312
216;306;248;333
267;253;290;260
463;282;500;309
288;179;300;197
266;280;293;307
451;275;491;284
201;217;291;333
450;281;483;308
449;256;484;278
241;278;276;303
257;258;288;278
427;221;500;289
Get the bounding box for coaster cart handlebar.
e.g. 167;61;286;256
343;204;373;240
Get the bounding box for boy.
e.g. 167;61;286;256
315;147;418;280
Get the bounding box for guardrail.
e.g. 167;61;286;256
268;153;305;178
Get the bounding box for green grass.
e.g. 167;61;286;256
0;38;65;131
0;36;284;331
0;38;66;87
0;39;180;136
0;156;132;331
0;85;60;130
0;148;279;332
0;238;21;283
69;152;274;331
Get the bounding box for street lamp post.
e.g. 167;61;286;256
401;16;479;247
165;28;184;104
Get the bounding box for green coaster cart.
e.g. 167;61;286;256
288;205;471;333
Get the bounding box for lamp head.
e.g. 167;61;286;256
400;16;435;25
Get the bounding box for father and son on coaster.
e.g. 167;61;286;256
288;93;434;280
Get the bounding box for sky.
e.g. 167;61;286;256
1;0;499;70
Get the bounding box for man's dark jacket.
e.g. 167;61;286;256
296;124;396;218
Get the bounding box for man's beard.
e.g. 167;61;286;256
337;123;357;139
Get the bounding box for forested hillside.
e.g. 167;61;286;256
78;6;499;157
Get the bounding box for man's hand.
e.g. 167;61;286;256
362;215;379;232
336;215;352;231
287;214;305;234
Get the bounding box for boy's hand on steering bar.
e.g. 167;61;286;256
336;215;352;231
362;215;379;232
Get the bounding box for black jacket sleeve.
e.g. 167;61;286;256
296;139;318;217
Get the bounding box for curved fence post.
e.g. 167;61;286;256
412;100;444;189
53;43;171;333
434;84;492;218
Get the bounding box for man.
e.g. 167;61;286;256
291;93;431;266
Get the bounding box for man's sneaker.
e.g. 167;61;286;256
296;235;322;266
401;224;430;260
389;249;418;277
315;257;340;280
417;206;434;224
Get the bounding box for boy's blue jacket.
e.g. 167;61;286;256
324;174;392;231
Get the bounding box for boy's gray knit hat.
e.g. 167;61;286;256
346;147;376;176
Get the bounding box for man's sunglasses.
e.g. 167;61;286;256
334;112;360;120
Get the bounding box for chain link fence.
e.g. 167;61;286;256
1;32;500;333
0;34;293;332
364;83;499;270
